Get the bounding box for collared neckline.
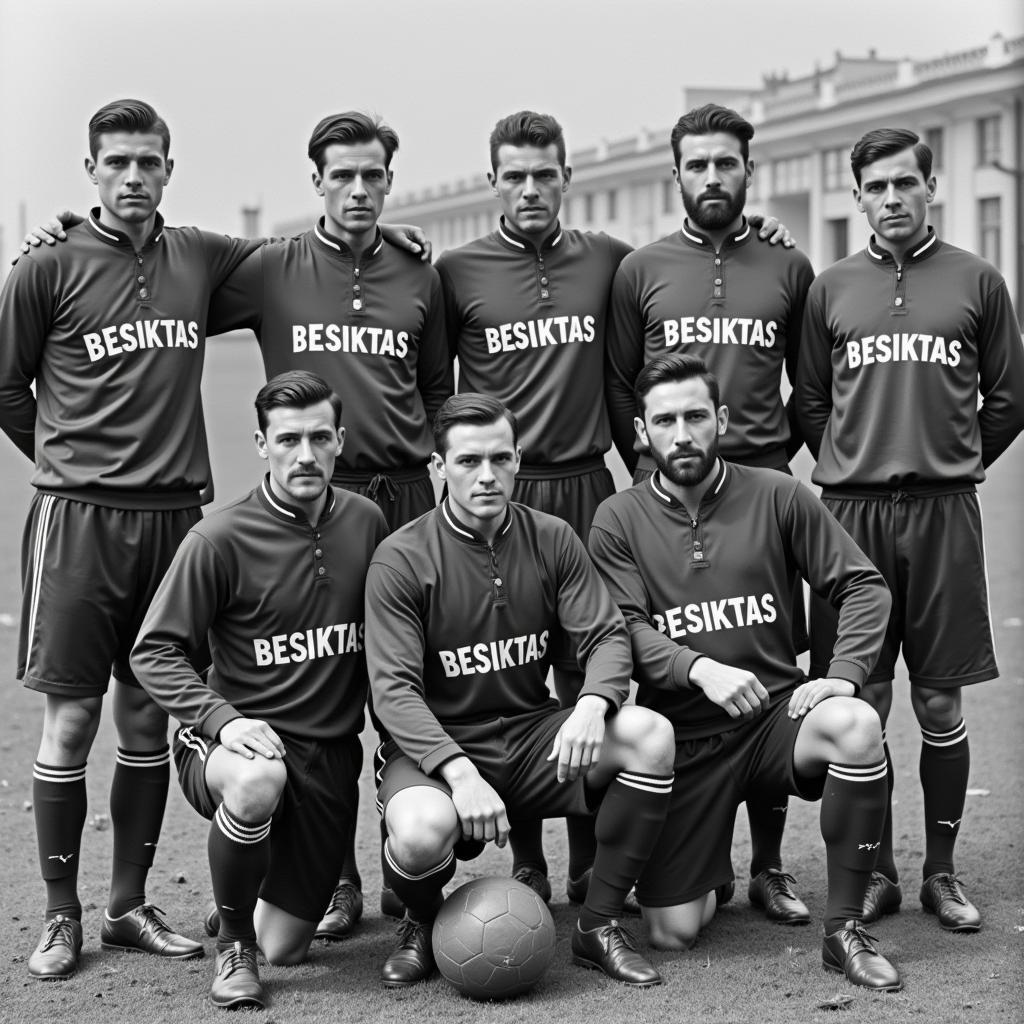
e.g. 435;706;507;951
313;218;385;261
86;208;165;250
680;217;751;251
440;497;513;545
648;458;729;511
496;216;563;253
257;475;336;525
866;227;940;266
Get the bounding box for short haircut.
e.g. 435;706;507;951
670;103;754;165
850;128;933;185
88;99;171;159
255;371;343;432
307;111;399;173
489;110;567;172
432;394;519;456
634;352;721;416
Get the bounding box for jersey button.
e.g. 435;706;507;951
494;577;503;587
139;287;150;299
714;278;722;285
352;298;363;311
894;297;903;306
315;548;323;558
540;290;549;299
137;275;146;284
317;566;326;576
540;276;548;285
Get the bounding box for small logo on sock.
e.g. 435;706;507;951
143;841;157;847
48;853;75;863
772;805;788;814
858;842;881;851
937;818;962;829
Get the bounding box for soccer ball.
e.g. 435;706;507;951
432;876;557;1000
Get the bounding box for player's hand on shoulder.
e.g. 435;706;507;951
380;221;433;262
440;756;510;847
15;209;82;261
689;656;770;718
787;677;856;719
548;694;607;782
218;717;287;760
748;213;795;248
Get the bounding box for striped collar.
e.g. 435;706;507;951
86;208;164;249
649;458;729;510
866;227;939;266
440;498;513;545
258;475;336;525
680;217;751;250
497;216;563;253
313;218;385;260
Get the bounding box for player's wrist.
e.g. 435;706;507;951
438;755;479;786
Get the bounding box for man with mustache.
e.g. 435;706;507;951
131;370;387;1009
605;103;816;924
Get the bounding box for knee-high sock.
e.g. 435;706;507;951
33;761;88;920
108;746;170;917
747;796;788;876
581;771;673;927
820;760;888;933
508;818;547;875
380;839;455;922
566;815;597;881
920;721;969;879
337;810;361;889
871;738;899;881
208;805;271;948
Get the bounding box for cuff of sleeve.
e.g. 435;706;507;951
421;740;467;778
672;649;703;689
826;658;867;692
201;703;243;741
580;678;627;711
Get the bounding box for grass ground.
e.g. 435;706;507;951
0;337;1021;1023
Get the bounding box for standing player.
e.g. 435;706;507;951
605;104;816;923
435;109;788;906
131;371;386;1009
0;98;260;980
368;393;676;988
590;352;901;991
796;128;1024;932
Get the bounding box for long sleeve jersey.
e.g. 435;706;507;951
796;232;1024;488
436;220;632;465
207;220;453;472
0;211;257;508
367;499;632;775
589;462;890;741
131;479;387;741
606;220;814;471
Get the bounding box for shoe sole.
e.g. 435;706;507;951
209;992;267;1010
381;974;433;988
572;955;662;987
101;940;204;959
29;970;76;981
822;958;903;992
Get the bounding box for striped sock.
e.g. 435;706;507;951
873;735;899;881
920;720;969;878
208;804;271;948
33;761;89;920
380;839;455;922
582;770;673;926
108;746;170;917
820;759;888;933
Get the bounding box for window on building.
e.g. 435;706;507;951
774;155;810;194
978;197;1002;268
823;147;848;191
828;218;849;264
607;189;618;220
924;127;944;172
929;203;943;238
663;178;677;214
976;115;1001;166
582;193;594;222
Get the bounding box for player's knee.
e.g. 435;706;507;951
387;799;458;870
40;696;103;761
646;913;701;951
910;685;962;730
260;934;309;966
221;757;287;820
115;695;168;745
828;698;883;762
614;706;675;773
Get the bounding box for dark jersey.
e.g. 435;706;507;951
131;479;387;742
436;220;632;465
606;219;814;471
366;499;632;775
0;211;257;508
796;232;1024;488
207;221;453;473
589;462;889;741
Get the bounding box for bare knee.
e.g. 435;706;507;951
261;936;308;966
644;896;710;951
254;902;315;965
112;682;168;747
386;791;458;871
910;686;962;731
610;707;675;775
647;919;699;951
824;698;883;763
219;757;287;820
39;696;104;763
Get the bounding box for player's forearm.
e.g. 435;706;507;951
0;398;37;460
979;397;1024;468
627;618;702;691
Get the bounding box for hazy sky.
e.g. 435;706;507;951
1;0;1021;246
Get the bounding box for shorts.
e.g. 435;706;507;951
513;458;615;675
332;464;435;533
810;487;996;688
637;698;822;907
377;706;597;825
19;495;200;696
173;726;362;922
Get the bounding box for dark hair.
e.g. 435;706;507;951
850;128;933;185
432;394;519;456
489;110;567;173
670;103;754;166
634;352;720;415
88;99;170;159
255;371;343;432
307;111;399;173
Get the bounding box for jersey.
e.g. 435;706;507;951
796;231;1024;488
0;211;258;508
130;478;388;742
207;220;453;473
606;219;815;472
435;219;632;465
366;499;632;775
588;461;889;741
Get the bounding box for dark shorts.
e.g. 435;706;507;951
513;459;615;676
377;706;596;825
332;465;435;533
637;698;822;907
19;495;200;697
810;488;996;688
173;726;362;922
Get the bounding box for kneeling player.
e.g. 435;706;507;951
589;352;902;991
131;372;386;1009
368;394;676;988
